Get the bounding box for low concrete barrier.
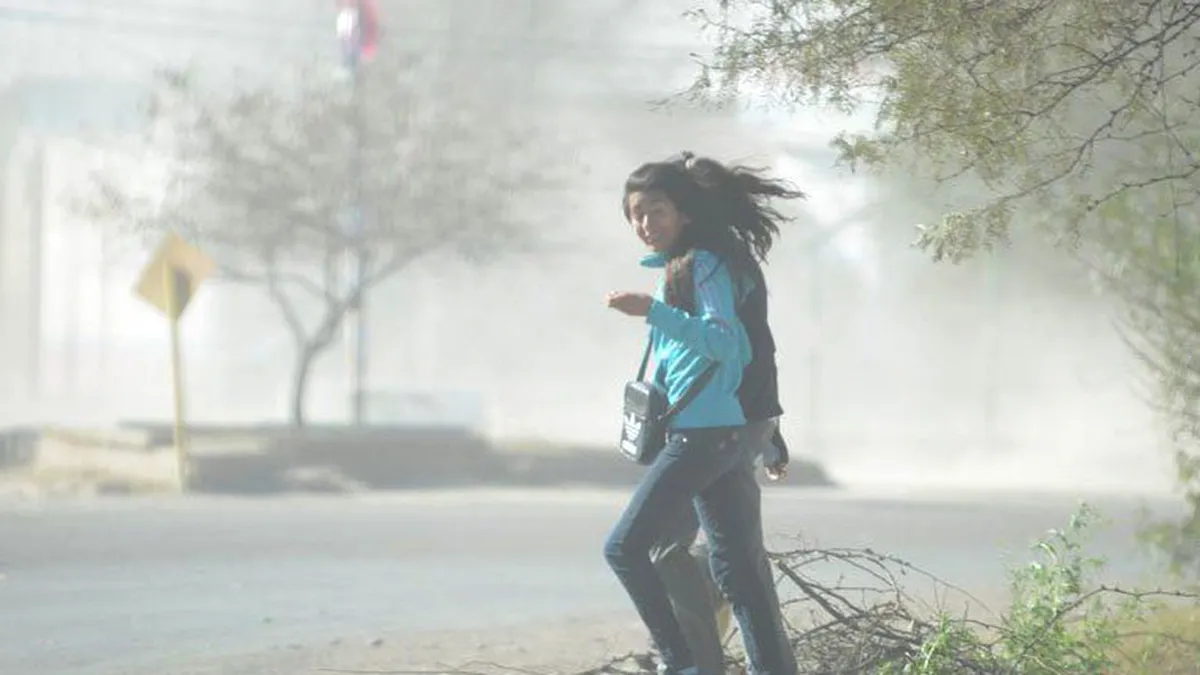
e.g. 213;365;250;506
184;426;505;493
0;427;38;469
0;423;836;495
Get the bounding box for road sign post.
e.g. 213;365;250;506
163;263;189;488
133;232;215;492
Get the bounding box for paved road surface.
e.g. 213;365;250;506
0;487;1177;675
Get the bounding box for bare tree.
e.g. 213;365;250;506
88;51;553;426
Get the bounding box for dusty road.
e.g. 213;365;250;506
0;487;1176;675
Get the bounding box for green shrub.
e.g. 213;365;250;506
873;504;1196;675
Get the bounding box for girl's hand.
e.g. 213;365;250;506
764;462;788;482
606;291;653;317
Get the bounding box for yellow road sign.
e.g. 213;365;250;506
133;231;216;320
131;231;215;491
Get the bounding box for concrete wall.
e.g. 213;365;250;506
0;134;41;401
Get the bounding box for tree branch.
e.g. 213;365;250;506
263;262;306;344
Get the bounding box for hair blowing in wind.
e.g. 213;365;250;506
678;152;807;265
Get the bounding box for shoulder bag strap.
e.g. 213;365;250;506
661;360;719;422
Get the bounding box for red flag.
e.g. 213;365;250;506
335;0;381;63
358;0;380;60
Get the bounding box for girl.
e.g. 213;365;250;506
604;152;804;675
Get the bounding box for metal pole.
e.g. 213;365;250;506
339;1;369;426
163;264;189;491
349;64;368;425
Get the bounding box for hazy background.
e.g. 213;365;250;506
0;0;1169;492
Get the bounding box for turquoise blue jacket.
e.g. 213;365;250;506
641;249;751;430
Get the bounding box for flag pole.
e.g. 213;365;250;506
337;0;378;426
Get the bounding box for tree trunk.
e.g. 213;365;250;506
289;341;320;428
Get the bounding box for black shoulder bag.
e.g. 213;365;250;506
618;338;719;465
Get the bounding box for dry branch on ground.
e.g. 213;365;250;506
320;545;1200;675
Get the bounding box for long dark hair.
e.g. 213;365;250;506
622;151;805;309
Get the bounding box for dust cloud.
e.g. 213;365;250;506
0;0;1171;493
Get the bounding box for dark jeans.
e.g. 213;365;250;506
651;513;727;675
603;427;797;675
651;419;795;675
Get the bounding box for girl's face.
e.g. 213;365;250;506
626;190;688;253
